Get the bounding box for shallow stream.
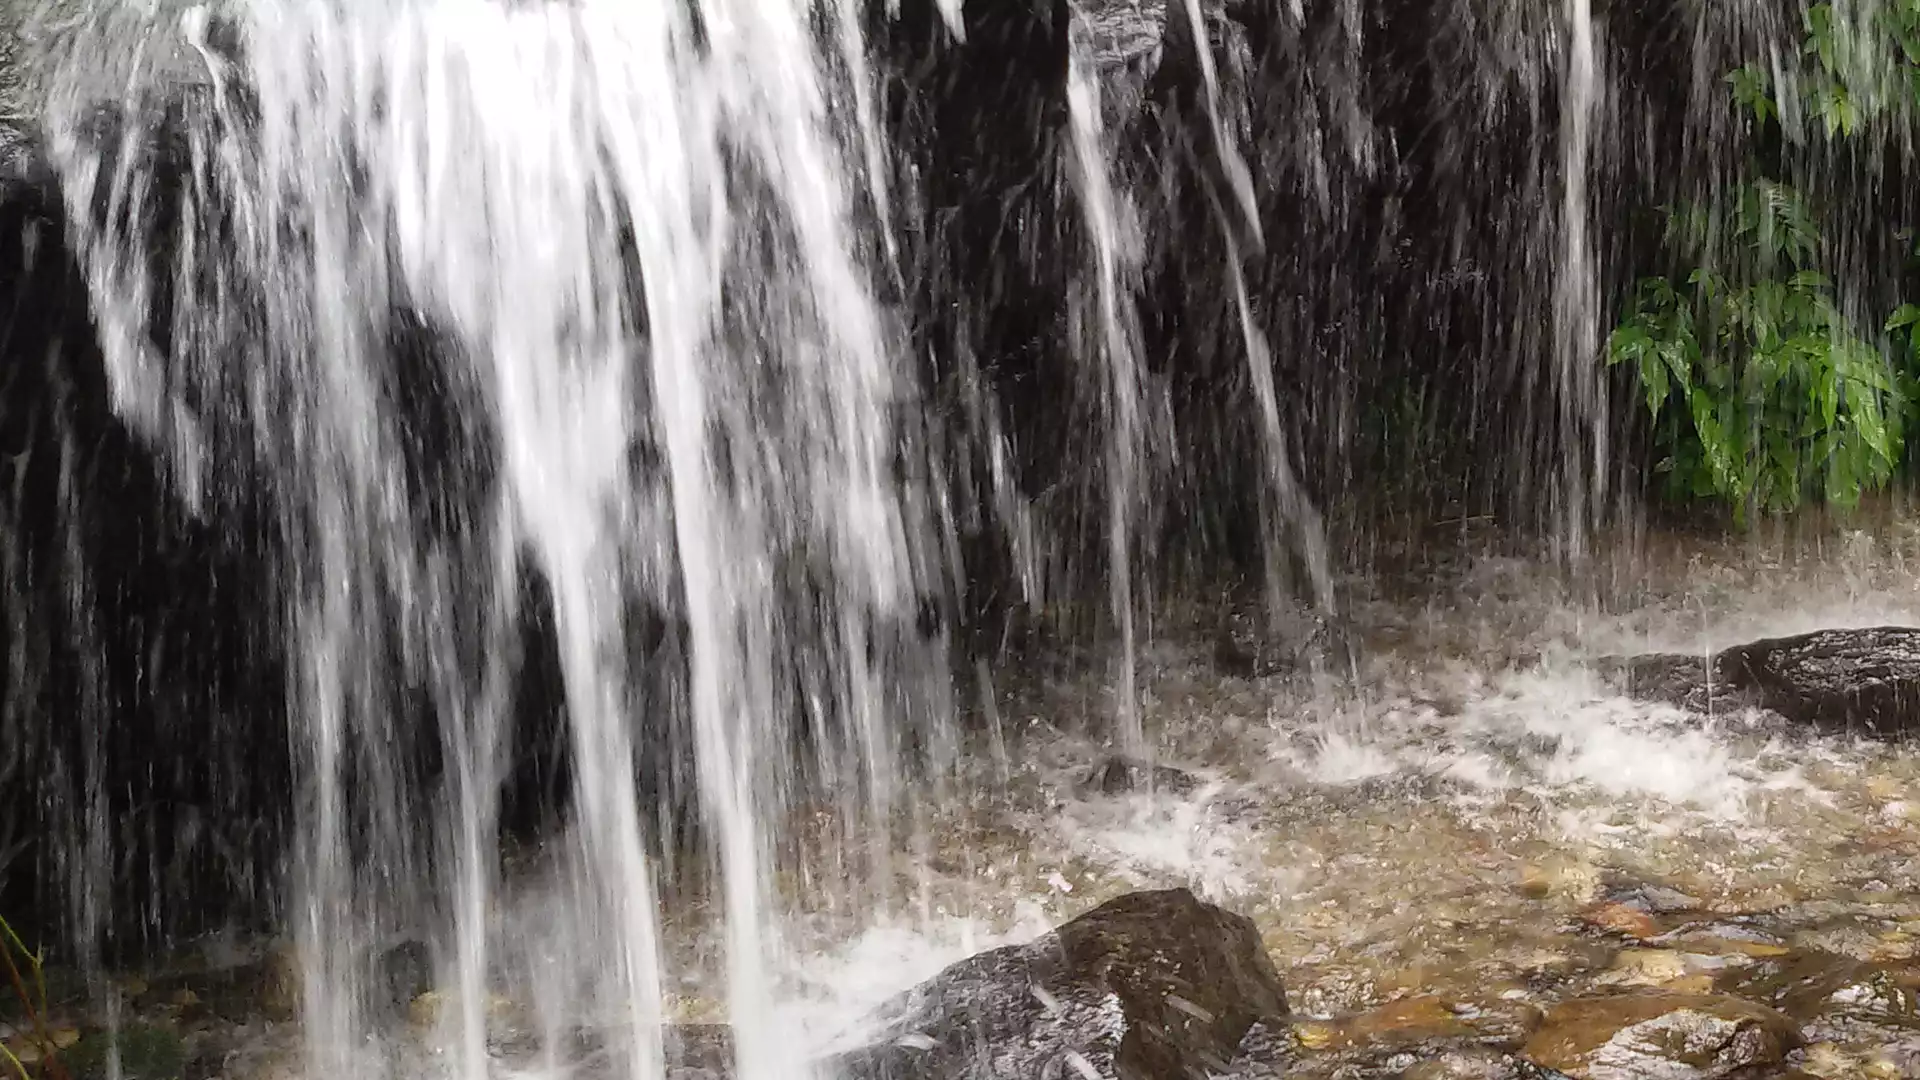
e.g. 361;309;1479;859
13;515;1916;1078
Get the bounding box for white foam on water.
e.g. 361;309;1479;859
1045;787;1262;901
1293;724;1403;785
775;910;1052;1056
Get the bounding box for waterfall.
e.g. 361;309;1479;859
1554;0;1608;568
1067;42;1152;756
1;0;1797;1073
1172;0;1335;623
38;4;942;1080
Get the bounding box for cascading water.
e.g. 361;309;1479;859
1066;40;1154;756
38;4;944;1080
1170;0;1336;623
14;1;1920;1078
1552;0;1608;570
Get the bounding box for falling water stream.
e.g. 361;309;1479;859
40;4;944;1080
1171;0;1338;623
1552;0;1607;570
1067;43;1152;758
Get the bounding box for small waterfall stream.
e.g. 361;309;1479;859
1553;0;1607;569
6;0;1920;1077
1067;41;1152;757
39;4;946;1079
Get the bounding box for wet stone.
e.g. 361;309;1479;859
1212;607;1357;680
1593;948;1743;991
1398;1054;1578;1080
1608;654;1731;716
1597;881;1702;917
62;1022;188;1080
1281;1048;1579;1080
1079;755;1208;797
1232;1017;1573;1080
827;888;1289;1080
1615;626;1920;737
1575;902;1663;943
524;1024;734;1080
262;946;299;1022
1303;996;1544;1055
1657;921;1792;961
2;1027;80;1067
377;940;433;1017
145;959;294;1025
180;1027;241;1080
1520;992;1800;1079
1823;969;1917;1019
1518;858;1602;905
1712;948;1884;1017
664;1025;733;1080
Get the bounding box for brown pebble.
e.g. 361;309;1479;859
1580;900;1662;941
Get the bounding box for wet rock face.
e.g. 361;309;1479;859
0;143;292;956
828;888;1289;1080
1617;626;1920;737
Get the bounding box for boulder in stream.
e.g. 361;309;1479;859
827;887;1289;1080
1615;626;1920;737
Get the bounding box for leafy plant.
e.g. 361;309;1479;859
0;916;70;1080
1609;1;1920;517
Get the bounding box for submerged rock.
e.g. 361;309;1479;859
1520;992;1800;1079
377;940;433;1017
1288;1049;1575;1080
828;888;1289;1080
62;1022;188;1080
1212;608;1358;681
1079;756;1208;797
1615;626;1920;736
1231;1016;1571;1079
663;1025;734;1080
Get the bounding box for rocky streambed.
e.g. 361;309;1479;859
7;529;1920;1080
4;867;1913;1079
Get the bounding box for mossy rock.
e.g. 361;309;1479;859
62;1023;187;1080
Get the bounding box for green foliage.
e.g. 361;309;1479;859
1610;259;1903;515
1728;0;1920;138
1610;1;1920;518
0;915;63;1080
